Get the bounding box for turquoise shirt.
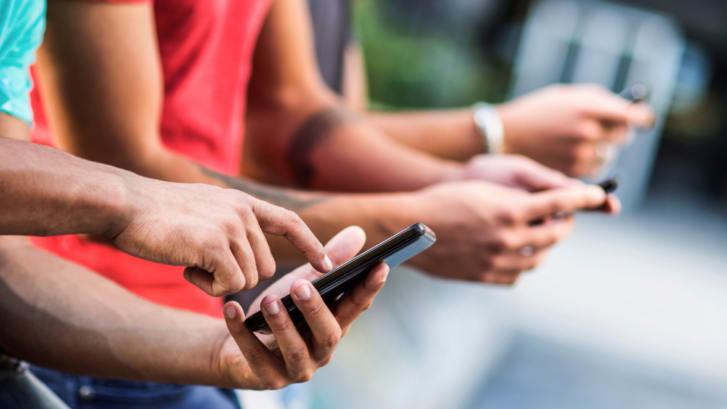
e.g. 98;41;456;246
0;0;45;125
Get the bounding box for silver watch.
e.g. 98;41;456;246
472;102;505;154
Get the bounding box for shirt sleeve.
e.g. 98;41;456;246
0;0;45;125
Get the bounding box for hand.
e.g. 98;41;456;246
497;84;655;177
109;176;334;296
215;226;388;389
462;154;581;191
462;154;620;211
406;180;613;284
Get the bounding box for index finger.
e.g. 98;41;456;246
251;200;332;274
521;186;606;221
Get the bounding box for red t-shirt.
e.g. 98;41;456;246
30;0;273;317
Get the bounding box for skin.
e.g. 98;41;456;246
0;228;386;389
0;136;333;296
341;43;655;177
35;0;618;285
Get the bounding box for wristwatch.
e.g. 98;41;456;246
472;102;505;154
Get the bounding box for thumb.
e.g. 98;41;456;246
322;226;367;268
625;103;656;129
512;160;583;192
523;185;606;221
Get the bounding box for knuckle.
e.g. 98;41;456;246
320;332;341;350
319;356;333;367
489;234;511;254
287;347;309;365
259;262;276;281
297;370;314;383
304;299;326;318
243;348;267;367
350;293;373;311
242;274;258;291
262;377;287;391
480;271;499;283
283;210;303;229
495;208;518;225
269;319;291;333
202;233;227;253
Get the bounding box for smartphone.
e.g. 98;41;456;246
528;178;619;226
244;223;437;333
598;177;618;194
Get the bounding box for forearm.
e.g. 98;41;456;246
0;137;131;237
0;236;230;386
245;102;464;193
365;109;483;162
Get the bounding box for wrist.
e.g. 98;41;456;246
97;169;143;240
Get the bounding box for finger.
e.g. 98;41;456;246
292;225;368;281
223;301;282;381
603;123;629;143
625;103;656;128
242;211;276;282
229;236;259;292
259;295;311;380
492;248;549;272
512;215;575;249
333;263;388;336
513;161;583;192
322;226;367;267
252;200;332;274
584;93;633;124
290;280;341;362
522;185;606;221
481;271;523;285
184;248;244;296
591;194;621;215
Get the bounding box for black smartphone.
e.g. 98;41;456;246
528;178;619;226
598;177;618;194
244;223;437;333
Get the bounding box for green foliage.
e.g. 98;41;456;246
353;0;509;110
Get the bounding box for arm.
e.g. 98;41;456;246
339;41;655;176
36;0;616;286
0;135;335;295
242;0;464;192
0;231;386;389
0;236;228;384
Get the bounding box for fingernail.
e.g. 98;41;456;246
323;255;333;271
264;300;280;315
295;283;312;300
380;270;389;284
224;304;237;319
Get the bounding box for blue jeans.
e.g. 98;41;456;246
0;356;69;409
30;367;240;409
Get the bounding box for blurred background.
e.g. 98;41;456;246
292;0;727;408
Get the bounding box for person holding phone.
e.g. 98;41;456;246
1;226;386;408
29;0;617;407
0;3;383;407
307;0;655;178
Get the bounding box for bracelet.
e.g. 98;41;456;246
472;102;505;154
